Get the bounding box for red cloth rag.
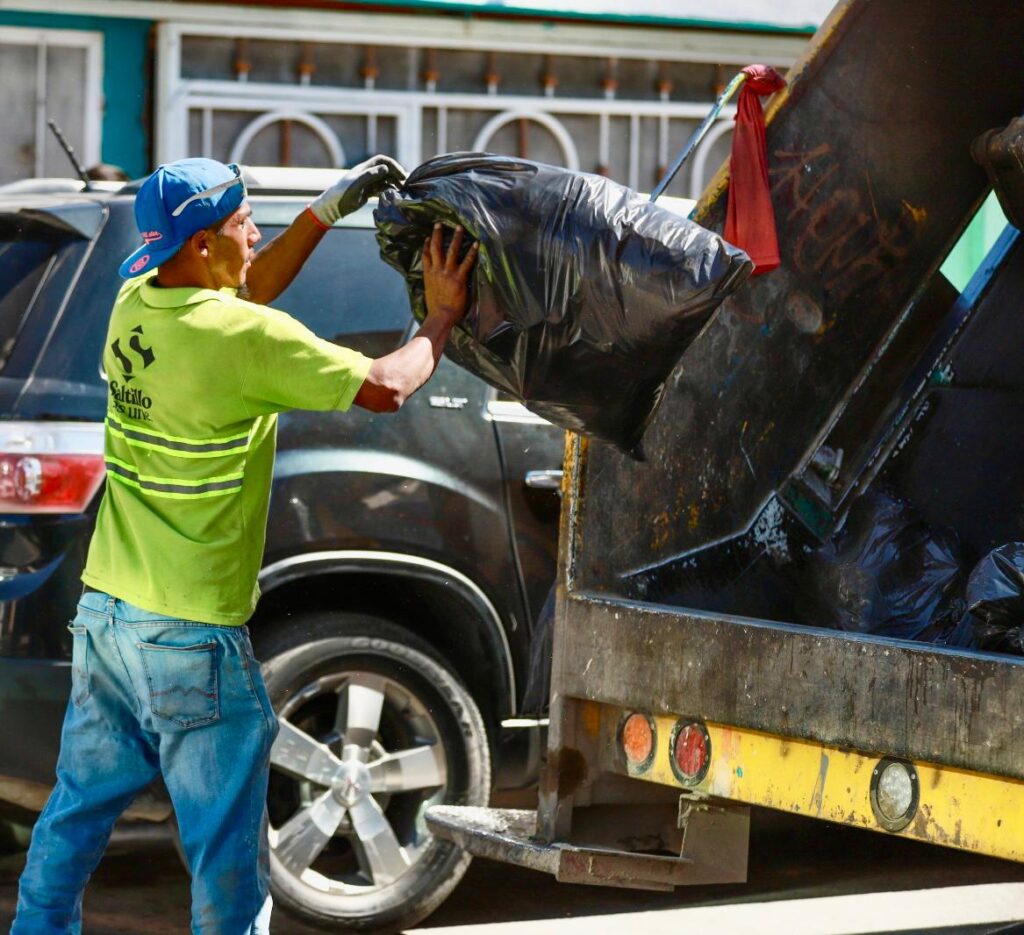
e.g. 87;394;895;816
724;64;787;275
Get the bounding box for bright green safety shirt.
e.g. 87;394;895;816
82;272;371;625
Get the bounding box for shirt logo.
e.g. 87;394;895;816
111;325;156;384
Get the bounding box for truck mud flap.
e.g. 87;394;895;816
427;804;743;891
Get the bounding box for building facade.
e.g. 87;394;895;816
0;0;821;197
0;0;1001;282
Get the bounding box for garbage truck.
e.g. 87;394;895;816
427;0;1024;888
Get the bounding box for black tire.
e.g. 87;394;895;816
254;612;491;934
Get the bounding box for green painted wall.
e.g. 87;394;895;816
0;11;152;179
941;191;1009;292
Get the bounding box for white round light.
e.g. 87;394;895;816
876;761;914;822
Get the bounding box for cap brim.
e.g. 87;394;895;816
118;239;185;279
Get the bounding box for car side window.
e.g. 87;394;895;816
260;225;412;358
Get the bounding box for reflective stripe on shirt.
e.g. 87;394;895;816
104;454;244;499
106;416;252;458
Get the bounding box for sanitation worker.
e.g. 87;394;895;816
13;156;478;934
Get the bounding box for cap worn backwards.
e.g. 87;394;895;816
119;158;246;280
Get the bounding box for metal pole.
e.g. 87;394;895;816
649;71;748;204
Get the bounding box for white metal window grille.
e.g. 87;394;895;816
157;21;800;199
0;26;103;184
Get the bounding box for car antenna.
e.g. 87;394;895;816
46;119;92;191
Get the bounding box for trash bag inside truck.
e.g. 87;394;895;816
945;543;1024;654
801;489;964;641
375;152;753;454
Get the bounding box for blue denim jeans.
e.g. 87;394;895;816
13;591;279;934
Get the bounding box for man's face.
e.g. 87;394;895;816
206;200;260;289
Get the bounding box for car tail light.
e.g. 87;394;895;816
0;422;105;514
670;720;712;785
620;712;655;771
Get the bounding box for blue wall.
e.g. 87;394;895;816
0;11;152;178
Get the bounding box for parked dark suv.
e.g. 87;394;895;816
0;168;563;931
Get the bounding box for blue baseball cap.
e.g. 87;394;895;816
119;158;247;279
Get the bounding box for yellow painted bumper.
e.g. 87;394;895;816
597;704;1024;862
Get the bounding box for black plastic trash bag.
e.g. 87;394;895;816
945;543;1024;654
374;152;753;454
802;489;963;640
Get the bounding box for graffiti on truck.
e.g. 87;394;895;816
771;142;922;309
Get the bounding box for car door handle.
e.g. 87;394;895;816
524;470;563;490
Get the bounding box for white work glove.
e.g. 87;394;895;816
309;155;406;227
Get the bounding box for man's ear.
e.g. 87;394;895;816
188;228;211;258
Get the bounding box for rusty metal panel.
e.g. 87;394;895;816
554;848;690;891
572;0;1024;586
558;592;1024;781
677;798;749;885
426;807;561;875
974;117;1024;230
426;804;731;890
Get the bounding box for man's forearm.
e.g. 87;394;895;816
403;311;459;390
244;209;327;305
355;312;458;412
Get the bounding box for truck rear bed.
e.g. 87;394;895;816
430;0;1024;877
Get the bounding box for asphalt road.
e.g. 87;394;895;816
2;806;1023;934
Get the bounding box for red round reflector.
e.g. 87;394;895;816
621;713;654;769
671;721;711;785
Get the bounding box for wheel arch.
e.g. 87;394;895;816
254;551;517;722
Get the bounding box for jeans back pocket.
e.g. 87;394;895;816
67;625;90;707
138;640;219;728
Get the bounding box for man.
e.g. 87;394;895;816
84;163;129;182
13;156;478;934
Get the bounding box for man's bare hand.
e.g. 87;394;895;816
422;223;479;325
355;224;479;413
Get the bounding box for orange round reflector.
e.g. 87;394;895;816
621;713;654;768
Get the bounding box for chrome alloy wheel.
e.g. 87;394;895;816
267;672;447;894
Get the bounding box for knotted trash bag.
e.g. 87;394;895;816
944;543;1024;654
801;489;964;641
374;152;753;454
